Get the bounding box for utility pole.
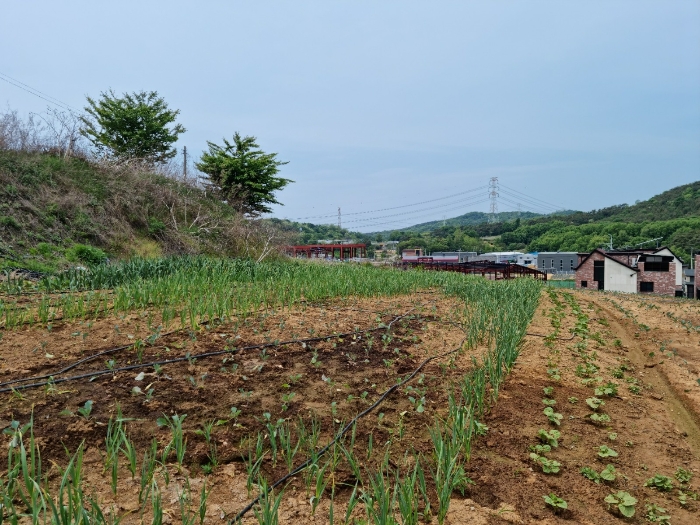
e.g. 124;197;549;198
488;177;499;223
609;235;613;250
338;207;341;229
183;146;188;179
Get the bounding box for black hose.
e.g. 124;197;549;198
0;311;415;394
227;337;467;524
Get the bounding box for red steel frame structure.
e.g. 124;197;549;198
397;260;547;281
286;243;367;260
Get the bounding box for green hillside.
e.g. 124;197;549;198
0;150;289;272
388;181;700;262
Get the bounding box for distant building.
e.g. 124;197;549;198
575;247;683;296
478;251;523;264
537;252;578;274
516;253;538;267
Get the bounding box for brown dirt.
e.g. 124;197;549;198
1;289;699;524
461;290;700;524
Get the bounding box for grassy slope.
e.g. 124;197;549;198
0;150;280;271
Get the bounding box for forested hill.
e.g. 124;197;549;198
381;181;700;262
373;210;543;236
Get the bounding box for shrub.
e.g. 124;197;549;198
66;243;107;265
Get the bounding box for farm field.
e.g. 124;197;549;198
1;258;699;524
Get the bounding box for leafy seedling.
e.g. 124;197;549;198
530;444;551;454
645;475;673;492
675;467;693;485
568;397;578;404
542;399;557;406
537;429;561;448
581;466;601;483
604;491;637;518
543;493;567;512
590;413;611;425
530;453;560;474
543;386;554;396
644;503;670;524
600;464;616;482
543;407;563;426
585;397;605;410
597;445;618;458
595;382;618;397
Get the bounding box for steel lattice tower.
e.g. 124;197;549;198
488;177;499;223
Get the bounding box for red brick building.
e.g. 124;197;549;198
575;248;681;296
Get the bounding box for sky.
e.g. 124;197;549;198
2;1;699;232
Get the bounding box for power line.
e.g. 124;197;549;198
351;198;491;231
292;185;488;220
499;183;565;211
340;193;492;225
0;70;80;114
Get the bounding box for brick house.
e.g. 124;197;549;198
575;248;681;296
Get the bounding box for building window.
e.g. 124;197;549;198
559;260;563;271
644;257;669;272
640;281;654;293
551;260;554;268
570;260;574;270
593;260;604;282
581;281;587;288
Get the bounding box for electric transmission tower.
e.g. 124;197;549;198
488;177;499;223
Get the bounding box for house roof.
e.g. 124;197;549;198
653;246;684;262
575;249;639;272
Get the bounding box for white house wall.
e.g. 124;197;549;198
604;258;637;293
655;248;683;287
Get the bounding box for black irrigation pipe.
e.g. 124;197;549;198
0;310;417;394
0;303;428;389
228;336;468;524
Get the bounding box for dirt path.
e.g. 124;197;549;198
457;289;700;524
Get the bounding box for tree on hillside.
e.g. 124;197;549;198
196;133;292;216
80;90;185;163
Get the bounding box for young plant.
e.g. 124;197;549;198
597;445;618;458
590;413;611;425
530;453;561;474
543;407;563;426
585;397;605;410
595;382;618;397
543;493;567;513
157;413;188;469
581;466;601;483
604;491;637;518
600;464;616;482
644;503;670;524
645;474;673;492
537;429;561;448
675;467;693;485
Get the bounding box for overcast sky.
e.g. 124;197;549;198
2;1;699;232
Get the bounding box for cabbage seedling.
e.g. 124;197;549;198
537;429;561;448
597;445;618;458
645;475;673;492
543;407;563;426
585;397;605;410
580;466;601;483
604;491;637;518
543;493;567;512
600;464;616;482
529;453;560;474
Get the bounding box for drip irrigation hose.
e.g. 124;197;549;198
227;336;468;524
0;305;422;389
0;310;416;394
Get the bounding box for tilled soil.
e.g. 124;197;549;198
459;289;700;524
1;288;699;524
